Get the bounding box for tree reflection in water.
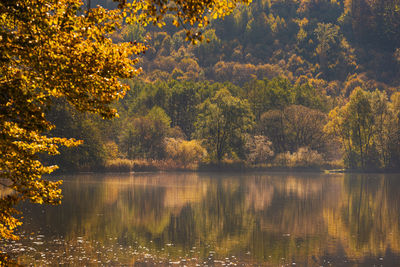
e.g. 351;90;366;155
2;172;400;266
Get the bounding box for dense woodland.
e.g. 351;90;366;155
47;0;400;171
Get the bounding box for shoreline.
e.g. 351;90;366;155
51;164;400;175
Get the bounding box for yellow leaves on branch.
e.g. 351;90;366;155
1;0;146;118
3;122;81;155
0;0;144;243
0;202;23;241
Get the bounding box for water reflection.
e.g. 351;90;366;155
3;172;400;265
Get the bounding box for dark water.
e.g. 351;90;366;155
2;172;400;266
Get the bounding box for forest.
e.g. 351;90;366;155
46;0;400;172
1;0;400;264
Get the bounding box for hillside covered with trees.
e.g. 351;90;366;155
48;0;400;171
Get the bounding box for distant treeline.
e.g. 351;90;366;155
44;78;400;172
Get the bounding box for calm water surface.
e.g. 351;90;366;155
2;172;400;266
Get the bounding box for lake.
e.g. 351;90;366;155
2;172;400;266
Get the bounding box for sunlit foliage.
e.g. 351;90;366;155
0;0;139;244
164;138;207;167
325;88;400;169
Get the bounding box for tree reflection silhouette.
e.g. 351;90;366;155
11;172;400;265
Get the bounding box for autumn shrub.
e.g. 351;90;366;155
291;147;325;167
244;135;274;164
274;147;324;168
164;138;207;168
273;152;290;167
